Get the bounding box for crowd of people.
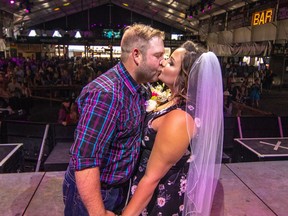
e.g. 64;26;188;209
0;54;120;120
222;62;276;116
0;40;277;121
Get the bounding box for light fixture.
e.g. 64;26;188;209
28;29;37;37
75;31;81;38
52;30;62;37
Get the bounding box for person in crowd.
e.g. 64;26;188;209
224;88;233;116
7;77;22;98
250;78;261;108
62;23;165;216
231;85;243;116
121;41;223;216
0;84;14;115
264;69;276;92
66;102;79;125
57;98;73;125
20;82;32;115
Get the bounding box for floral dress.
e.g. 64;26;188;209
130;104;191;216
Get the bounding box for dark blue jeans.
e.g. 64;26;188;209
63;166;128;216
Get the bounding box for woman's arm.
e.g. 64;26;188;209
122;110;195;216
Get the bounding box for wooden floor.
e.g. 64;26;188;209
1;160;287;216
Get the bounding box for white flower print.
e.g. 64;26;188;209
188;105;194;111
139;165;144;172
179;205;184;212
131;185;137;195
144;136;149;141
158;184;165;191
157;197;166;207
195;117;201;127
141;208;148;216
178;177;187;196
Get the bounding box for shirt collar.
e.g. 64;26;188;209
117;62;141;95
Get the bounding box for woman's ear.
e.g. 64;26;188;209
132;48;141;66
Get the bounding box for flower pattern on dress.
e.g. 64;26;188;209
178;176;187;196
144;136;149;141
158;184;165;191
188;105;194;111
157;197;166;207
131;104;190;215
141;208;148;216
131;185;137;195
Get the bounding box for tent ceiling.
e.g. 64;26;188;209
1;0;261;35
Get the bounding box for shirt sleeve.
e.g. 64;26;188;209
71;89;119;170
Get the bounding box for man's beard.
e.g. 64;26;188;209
135;63;159;83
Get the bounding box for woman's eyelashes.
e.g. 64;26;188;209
167;59;174;66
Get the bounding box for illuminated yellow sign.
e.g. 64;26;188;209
252;9;273;26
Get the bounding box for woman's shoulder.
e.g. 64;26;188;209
163;108;193;127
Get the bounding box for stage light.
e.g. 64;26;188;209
10;0;15;4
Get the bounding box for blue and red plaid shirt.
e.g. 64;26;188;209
70;62;146;185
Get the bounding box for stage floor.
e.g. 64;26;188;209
1;161;287;216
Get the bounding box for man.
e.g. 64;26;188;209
63;23;165;216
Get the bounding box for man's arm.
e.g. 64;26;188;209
75;167;115;216
72;89;118;215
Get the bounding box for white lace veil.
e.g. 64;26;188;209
183;51;224;216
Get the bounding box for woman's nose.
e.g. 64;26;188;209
160;59;167;67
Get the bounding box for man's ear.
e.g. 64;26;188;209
132;48;141;66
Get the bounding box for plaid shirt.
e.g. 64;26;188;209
70;62;146;185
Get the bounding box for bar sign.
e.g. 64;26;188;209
252;8;274;26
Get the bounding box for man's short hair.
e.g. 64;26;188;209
120;23;165;62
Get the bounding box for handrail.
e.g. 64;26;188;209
35;124;49;172
231;101;273;116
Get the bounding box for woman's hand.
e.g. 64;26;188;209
105;210;116;216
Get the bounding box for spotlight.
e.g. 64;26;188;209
10;0;15;4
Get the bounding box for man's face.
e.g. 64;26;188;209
135;37;164;83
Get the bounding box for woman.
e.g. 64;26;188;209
121;41;224;216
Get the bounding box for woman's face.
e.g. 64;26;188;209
158;47;186;88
